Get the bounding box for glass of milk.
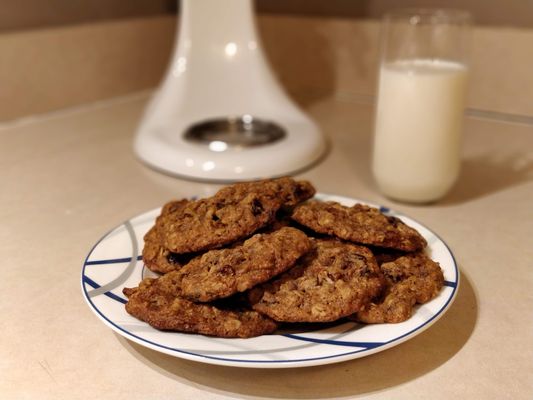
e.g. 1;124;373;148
372;9;471;203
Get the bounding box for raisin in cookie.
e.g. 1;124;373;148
291;201;426;252
179;227;311;302
249;239;385;322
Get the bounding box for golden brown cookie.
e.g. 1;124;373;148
178;227;312;302
353;252;444;323
249;239;385;322
142;200;191;274
160;178;315;254
123;277;278;338
291;201;427;252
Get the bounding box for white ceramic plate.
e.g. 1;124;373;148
81;194;458;368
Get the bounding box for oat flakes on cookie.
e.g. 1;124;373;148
179;227;312;302
291;201;427;252
249;239;385;323
160;177;315;254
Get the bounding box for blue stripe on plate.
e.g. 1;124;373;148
283;334;385;349
83;275;128;304
85;255;143;265
443;280;457;288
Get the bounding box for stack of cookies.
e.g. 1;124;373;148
123;177;444;338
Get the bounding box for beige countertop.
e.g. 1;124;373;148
2;93;532;399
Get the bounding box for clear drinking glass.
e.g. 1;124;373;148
372;9;471;203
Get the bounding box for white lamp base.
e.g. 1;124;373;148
134;0;326;181
135;116;325;181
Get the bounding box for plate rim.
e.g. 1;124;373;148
81;193;459;368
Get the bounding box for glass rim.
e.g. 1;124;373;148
384;8;472;25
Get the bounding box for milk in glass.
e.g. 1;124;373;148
372;58;468;203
